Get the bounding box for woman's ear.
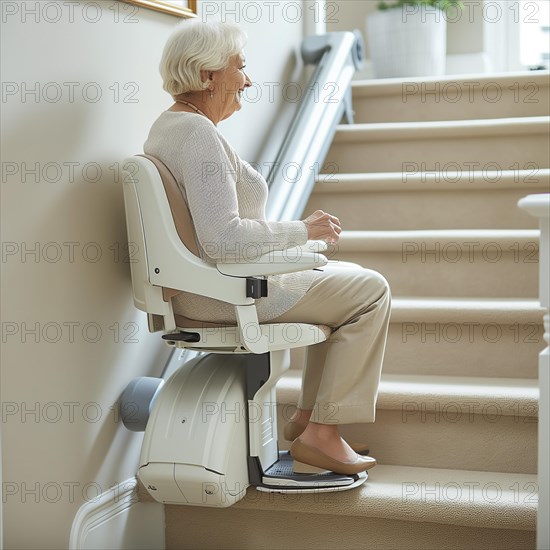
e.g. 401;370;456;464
199;69;210;83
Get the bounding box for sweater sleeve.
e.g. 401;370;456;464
174;122;309;263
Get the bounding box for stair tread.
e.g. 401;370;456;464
331;229;539;250
389;296;544;323
233;464;536;531
314;169;550;192
333;116;550;142
351;70;550;96
278;371;538;415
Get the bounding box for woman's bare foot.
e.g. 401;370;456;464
298;421;357;463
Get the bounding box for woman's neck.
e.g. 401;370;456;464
173;93;218;125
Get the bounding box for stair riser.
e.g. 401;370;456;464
353;82;550;123
342;410;537;474
290;321;544;379
383;323;544;379
276;406;538;474
329;248;538;298
305;188;546;230
166;505;536;549
325;133;549;173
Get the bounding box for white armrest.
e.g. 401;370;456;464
217;241;328;277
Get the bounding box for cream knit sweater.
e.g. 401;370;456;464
143;111;320;323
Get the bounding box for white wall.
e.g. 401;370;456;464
328;0;487;78
1;1;308;547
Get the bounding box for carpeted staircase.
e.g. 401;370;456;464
163;71;549;549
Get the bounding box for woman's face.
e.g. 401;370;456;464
211;53;251;121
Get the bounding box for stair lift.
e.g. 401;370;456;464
118;154;368;508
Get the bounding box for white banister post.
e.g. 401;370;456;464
518;193;550;550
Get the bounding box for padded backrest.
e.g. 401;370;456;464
137;154;200;258
122;154;252;331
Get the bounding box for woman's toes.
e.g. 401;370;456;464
334;438;358;462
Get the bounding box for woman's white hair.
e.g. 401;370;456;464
159;20;247;96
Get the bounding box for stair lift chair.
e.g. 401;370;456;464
119;154;368;507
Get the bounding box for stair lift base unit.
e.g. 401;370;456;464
137;350;367;507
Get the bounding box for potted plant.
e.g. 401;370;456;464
366;0;463;78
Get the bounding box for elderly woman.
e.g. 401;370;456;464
143;20;391;476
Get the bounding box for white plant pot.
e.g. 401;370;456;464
366;6;447;78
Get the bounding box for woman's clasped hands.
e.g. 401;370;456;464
302;210;342;244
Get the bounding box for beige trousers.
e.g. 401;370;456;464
268;261;392;425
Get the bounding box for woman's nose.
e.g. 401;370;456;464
244;72;252;87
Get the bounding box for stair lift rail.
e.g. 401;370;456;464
265;30;365;222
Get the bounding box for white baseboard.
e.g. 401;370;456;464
69;477;164;550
